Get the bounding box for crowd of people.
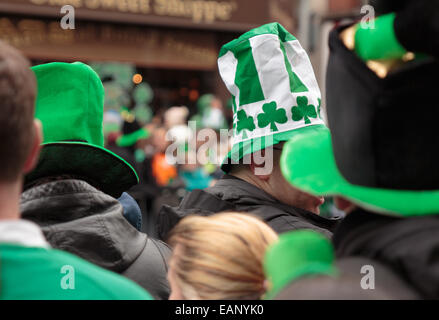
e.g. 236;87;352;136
0;0;438;301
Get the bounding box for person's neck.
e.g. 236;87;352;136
230;170;271;195
0;180;22;221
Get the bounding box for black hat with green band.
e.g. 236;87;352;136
25;62;138;198
281;25;439;216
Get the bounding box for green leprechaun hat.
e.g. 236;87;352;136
281;25;439;216
25;62;138;198
263;230;336;300
218;22;326;171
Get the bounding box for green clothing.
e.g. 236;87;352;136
0;244;152;300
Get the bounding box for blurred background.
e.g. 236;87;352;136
0;0;364;234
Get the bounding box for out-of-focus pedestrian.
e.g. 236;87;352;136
21;62;171;300
158;23;340;240
279;2;439;299
0;41;151;300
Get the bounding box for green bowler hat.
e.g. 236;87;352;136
26;62;138;198
217;22;326;171
281;128;439;216
263;230;336;300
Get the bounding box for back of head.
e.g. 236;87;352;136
167;212;278;300
0;41;36;182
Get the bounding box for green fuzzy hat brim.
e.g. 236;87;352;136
280;128;439;216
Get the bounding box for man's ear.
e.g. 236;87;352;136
334;196;356;214
23;119;42;174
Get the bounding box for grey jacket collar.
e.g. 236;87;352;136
20;179;147;273
207;174;281;204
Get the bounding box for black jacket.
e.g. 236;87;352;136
275;256;418;299
333;209;439;299
158;174;339;240
20;179;171;300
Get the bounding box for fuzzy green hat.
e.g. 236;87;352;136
25;62;138;198
218;22;325;171
263;230;336;299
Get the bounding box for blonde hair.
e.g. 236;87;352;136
167;212;278;300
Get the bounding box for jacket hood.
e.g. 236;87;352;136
208;175;281;206
20;179;147;273
333;209;439;299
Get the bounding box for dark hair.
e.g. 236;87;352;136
0;40;36;181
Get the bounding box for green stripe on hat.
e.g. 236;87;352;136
230;39;265;106
218;23;296;57
279;41;308;93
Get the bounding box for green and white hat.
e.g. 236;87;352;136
218;22;326;171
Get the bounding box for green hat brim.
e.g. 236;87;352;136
221;125;326;173
25;141;139;198
281;128;439;216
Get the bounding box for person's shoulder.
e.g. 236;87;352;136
335;256;419;299
268;214;332;237
275;257;419;300
0;244;152;300
48;247;154;300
